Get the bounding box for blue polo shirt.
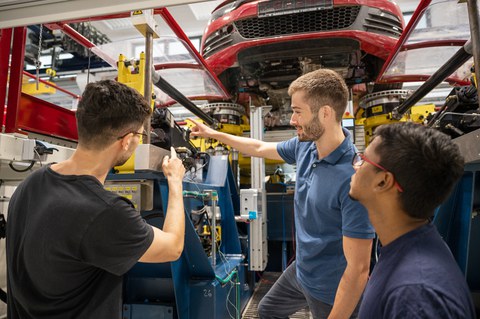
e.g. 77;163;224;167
277;129;374;304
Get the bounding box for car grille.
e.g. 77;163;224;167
235;6;361;39
364;10;403;37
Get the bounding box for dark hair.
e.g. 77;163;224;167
76;80;151;149
288;69;348;122
373;122;464;219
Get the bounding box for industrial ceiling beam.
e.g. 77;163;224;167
0;0;205;29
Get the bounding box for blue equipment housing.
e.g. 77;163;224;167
107;156;252;319
434;163;480;293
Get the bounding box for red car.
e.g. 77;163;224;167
201;0;404;126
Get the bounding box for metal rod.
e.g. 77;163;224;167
211;196;217;267
153;75;215;126
22;71;80;99
144;30;153;144
156;8;230;98
46;23;117;68
467;0;480;110
231;149;239;190
392;40;473;120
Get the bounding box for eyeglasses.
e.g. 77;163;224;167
117;130;148;140
352;152;404;192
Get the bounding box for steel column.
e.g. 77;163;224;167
5;27;26;133
144;29;153;144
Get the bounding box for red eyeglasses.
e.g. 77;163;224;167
352;152;404;192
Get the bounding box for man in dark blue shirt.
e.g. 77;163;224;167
6;80;186;319
349;122;476;318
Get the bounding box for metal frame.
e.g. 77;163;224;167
377;0;432;83
0;0;206;29
5;27;26;134
0;7;230;141
0;28;12;128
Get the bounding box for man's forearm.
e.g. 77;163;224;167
328;267;369;319
163;180;185;245
209;130;265;157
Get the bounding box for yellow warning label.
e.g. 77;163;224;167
372;105;383;114
132;10;143;15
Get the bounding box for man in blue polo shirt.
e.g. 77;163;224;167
190;69;374;318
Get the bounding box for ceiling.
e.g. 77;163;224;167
89;1;223;43
0;0;218;29
99;0;420;41
0;0;421;38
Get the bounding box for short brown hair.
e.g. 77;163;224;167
288;69;348;122
76;80;152;150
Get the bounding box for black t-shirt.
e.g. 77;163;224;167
6;165;154;319
359;223;476;319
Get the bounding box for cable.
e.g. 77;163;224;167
191;206;207;215
226;279;236;319
9;161;35;173
182;177;203;193
33;149;43;167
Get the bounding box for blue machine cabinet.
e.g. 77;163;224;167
107;156;252;318
434;163;480;292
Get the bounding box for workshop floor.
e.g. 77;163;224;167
242;272;312;319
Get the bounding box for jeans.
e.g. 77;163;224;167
257;262;359;319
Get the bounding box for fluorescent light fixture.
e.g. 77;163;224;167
59;53;73;60
102;18;133;31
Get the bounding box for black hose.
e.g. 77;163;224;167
9;161;35;172
153;75;215;126
392;40;473;120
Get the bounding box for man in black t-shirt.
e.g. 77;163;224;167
6;80;186;318
349;122;475;319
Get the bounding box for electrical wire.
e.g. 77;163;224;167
226;279;236;319
183;176;203;193
33;148;43;167
191;206;207;215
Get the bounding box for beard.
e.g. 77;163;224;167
298;114;325;141
114;154;131;167
114;144;136;167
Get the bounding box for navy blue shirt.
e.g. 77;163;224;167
359;223;476;319
277;130;374;304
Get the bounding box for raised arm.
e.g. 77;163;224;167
140;147;186;263
189;118;283;161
